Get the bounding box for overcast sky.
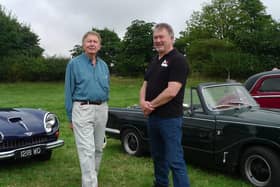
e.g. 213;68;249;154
0;0;279;57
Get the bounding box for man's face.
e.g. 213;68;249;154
83;34;101;56
153;28;173;54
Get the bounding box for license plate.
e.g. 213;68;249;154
17;147;42;158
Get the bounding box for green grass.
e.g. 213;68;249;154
0;77;251;187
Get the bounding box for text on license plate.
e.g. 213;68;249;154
19;147;42;158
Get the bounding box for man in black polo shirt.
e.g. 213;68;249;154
139;23;190;187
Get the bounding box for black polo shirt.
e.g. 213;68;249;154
144;49;189;117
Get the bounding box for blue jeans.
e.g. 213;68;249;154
148;115;190;187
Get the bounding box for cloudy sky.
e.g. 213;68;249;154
0;0;279;57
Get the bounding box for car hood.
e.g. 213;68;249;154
0;108;47;135
234;108;280;128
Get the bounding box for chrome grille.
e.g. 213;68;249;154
0;136;53;151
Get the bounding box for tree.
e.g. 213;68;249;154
0;5;47;82
69;44;83;58
235;0;280;56
0;5;43;58
178;0;280;78
188;38;238;77
93;28;121;71
117;19;155;75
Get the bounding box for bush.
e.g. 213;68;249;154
0;55;69;82
40;57;69;81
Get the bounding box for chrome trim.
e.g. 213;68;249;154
24;132;33;136
110;110;142;115
201;84;255;111
223;152;228;163
185;117;280;129
202;83;241;89
0;132;4;143
45;139;64;149
44;112;58;133
217;120;280;129
184;116;215;122
43;112;51;133
19;121;29;131
106;128;120;134
253;95;280;99
7;117;29;131
0;139;64;159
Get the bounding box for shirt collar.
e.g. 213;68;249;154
157;48;176;62
82;53;100;65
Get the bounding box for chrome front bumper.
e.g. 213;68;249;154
0;139;64;159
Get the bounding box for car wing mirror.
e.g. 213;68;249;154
183;103;192;116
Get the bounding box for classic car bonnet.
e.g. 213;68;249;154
0;108;45;135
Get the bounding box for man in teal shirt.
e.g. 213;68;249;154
65;31;109;187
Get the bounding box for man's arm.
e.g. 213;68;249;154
150;81;182;108
139;81;147;107
65;62;74;124
139;81;154;116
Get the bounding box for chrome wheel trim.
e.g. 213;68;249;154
123;132;139;155
245;154;271;187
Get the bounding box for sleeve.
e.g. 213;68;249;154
64;61;75;122
169;55;189;84
105;62;110;94
144;60;154;81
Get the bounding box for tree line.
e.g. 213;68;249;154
1;0;280;82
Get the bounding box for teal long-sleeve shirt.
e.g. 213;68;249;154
64;53;110;122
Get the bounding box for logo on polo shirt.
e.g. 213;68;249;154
161;60;168;67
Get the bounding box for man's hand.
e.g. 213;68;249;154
69;123;73;131
139;81;154;117
140;100;154;117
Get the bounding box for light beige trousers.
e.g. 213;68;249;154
72;101;108;187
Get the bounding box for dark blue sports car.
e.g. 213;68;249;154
0;108;64;161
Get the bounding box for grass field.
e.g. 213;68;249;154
0;76;251;187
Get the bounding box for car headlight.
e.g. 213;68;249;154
44;113;57;133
